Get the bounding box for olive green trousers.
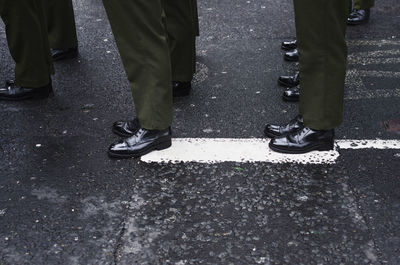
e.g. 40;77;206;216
166;0;197;82
295;0;350;130
192;0;200;37
102;0;197;130
45;0;78;50
353;0;375;10
0;0;53;87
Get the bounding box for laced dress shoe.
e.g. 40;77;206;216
51;47;78;61
173;81;191;97
278;72;300;87
284;49;299;62
281;40;297;51
269;126;335;154
0;80;53;101
108;127;172;158
112;118;140;137
264;115;303;138
348;9;370;25
282;86;300;102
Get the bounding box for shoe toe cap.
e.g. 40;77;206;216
109;140;128;152
269;135;289;147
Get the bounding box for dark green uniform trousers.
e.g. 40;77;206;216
192;0;200;37
166;0;197;82
295;0;350;130
0;0;53;88
45;0;78;50
353;0;375;10
102;0;196;130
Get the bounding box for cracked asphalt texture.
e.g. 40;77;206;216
1;0;399;264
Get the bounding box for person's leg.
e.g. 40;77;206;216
354;0;375;10
0;0;53;88
45;0;78;50
165;0;196;83
296;0;349;130
348;0;372;25
191;0;200;37
102;0;172;131
266;0;349;153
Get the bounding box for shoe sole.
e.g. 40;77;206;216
108;137;172;159
283;56;299;62
282;94;299;102
269;141;334;154
173;88;191;97
347;20;369;26
347;16;369;26
53;52;78;62
0;87;53;101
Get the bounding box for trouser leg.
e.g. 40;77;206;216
191;0;199;75
102;0;172;130
191;0;200;37
295;0;349;130
353;0;375;9
165;0;196;82
0;0;53;87
45;0;78;49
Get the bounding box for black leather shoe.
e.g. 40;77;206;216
284;49;299;62
51;47;78;61
281;40;297;51
108;127;172;158
112;118;140;137
0;80;53;101
282;86;299;102
173;81;191;97
348;9;370;25
264;115;303;138
278;72;300;87
269;127;335;154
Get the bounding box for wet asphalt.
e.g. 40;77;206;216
0;0;399;264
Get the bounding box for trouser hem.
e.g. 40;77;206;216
15;78;50;88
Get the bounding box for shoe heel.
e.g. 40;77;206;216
33;83;53;99
156;138;172;151
173;89;191;97
318;141;334;151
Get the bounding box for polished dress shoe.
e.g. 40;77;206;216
51;47;78;61
284;49;299;62
0;80;53;101
348;9;370;25
269;126;335;154
282;86;299;102
108;127;172;158
173;81;191;97
264;115;303;138
112;118;140;137
278;72;300;87
281;40;297;51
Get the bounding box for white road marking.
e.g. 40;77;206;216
345;69;400;100
356;70;400;78
141;138;400;164
347;40;400;46
337;139;399;149
349;49;400;58
348;57;400;65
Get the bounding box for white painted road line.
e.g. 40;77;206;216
347;39;400;46
141;139;400;164
337;139;400;149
